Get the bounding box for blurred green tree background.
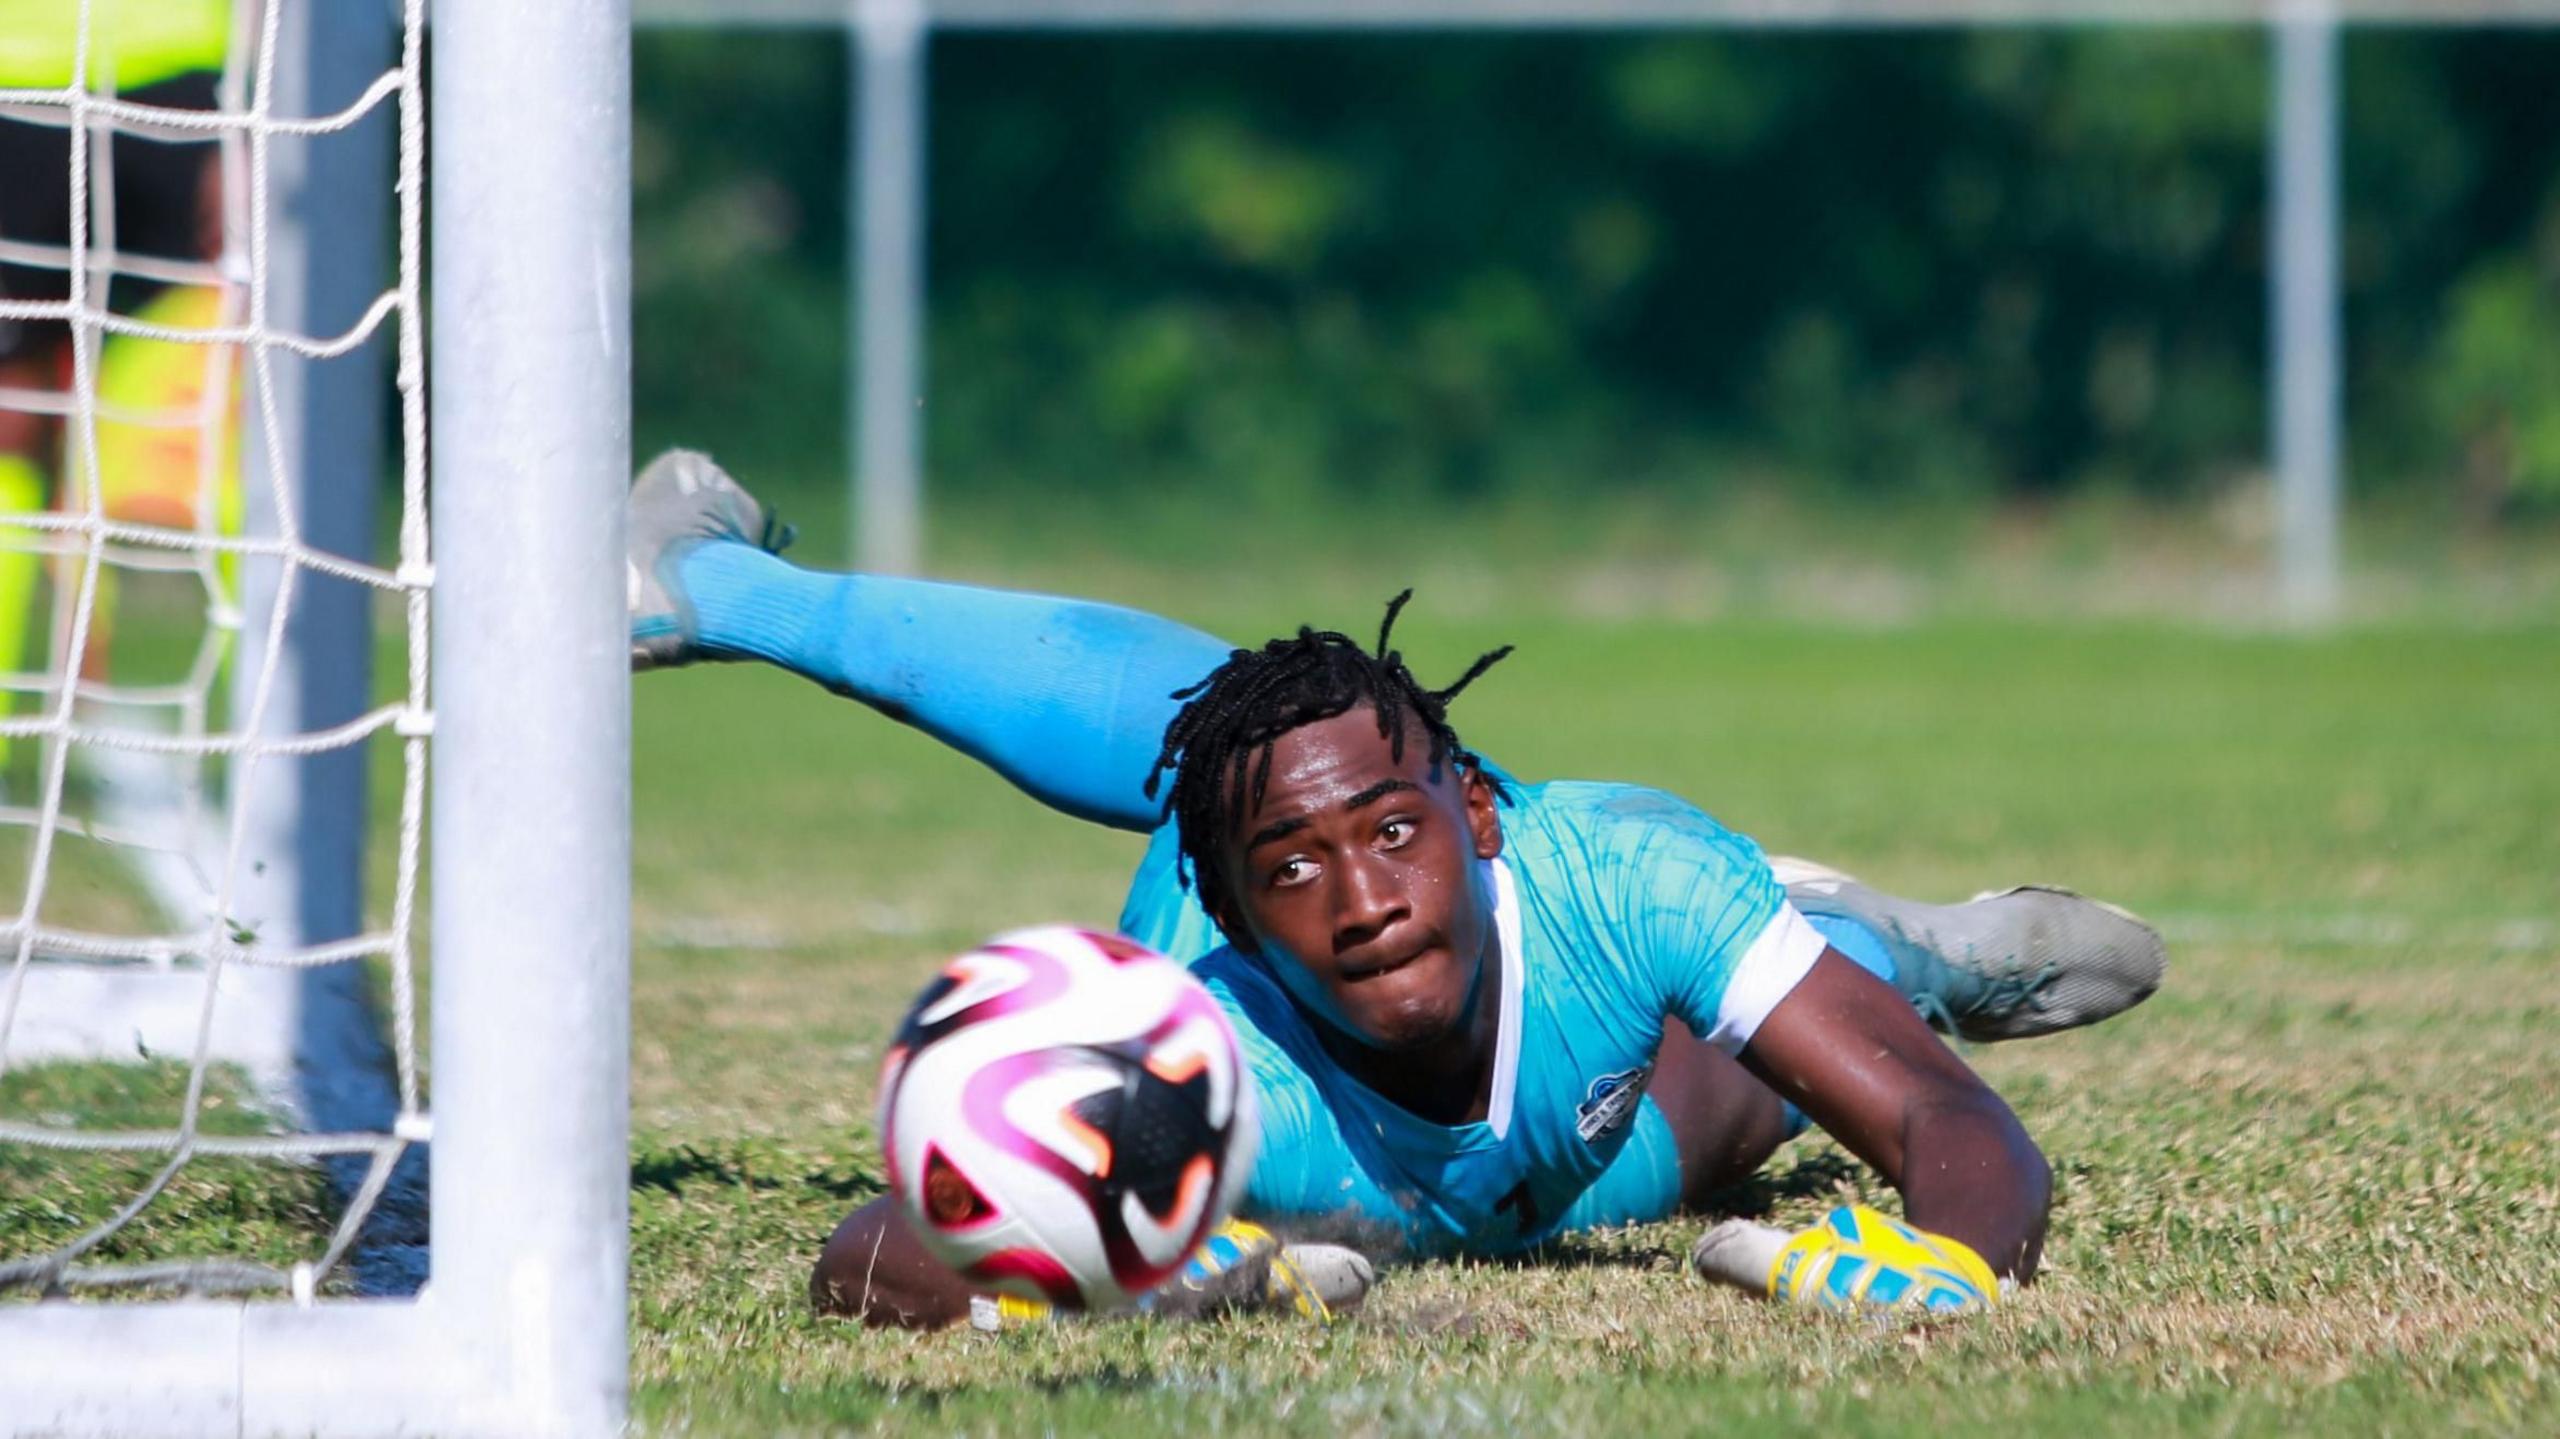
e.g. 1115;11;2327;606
630;27;2560;527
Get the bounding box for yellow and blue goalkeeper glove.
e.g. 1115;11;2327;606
1140;1217;1365;1323
970;1219;1373;1330
1692;1204;2001;1314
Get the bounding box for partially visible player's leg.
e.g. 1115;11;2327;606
678;542;1223;830
0;110;70;767
628;450;1229;831
0;349;61;774
0;443;42;771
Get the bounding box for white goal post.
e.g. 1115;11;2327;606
0;0;632;1433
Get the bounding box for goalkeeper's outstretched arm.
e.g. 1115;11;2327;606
812;1196;983;1328
1741;951;2053;1281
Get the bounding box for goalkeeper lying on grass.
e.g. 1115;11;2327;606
626;451;2166;1326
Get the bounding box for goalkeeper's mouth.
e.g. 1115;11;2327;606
1337;940;1433;983
1329;942;1475;1053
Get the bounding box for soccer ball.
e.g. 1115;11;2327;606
878;925;1258;1311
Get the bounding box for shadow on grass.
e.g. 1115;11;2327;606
1487;1150;1872;1273
630;1139;882;1202
639;1365;1172;1435
1689;1149;1869;1222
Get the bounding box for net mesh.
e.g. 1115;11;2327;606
0;0;427;1299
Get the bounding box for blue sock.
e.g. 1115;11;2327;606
676;543;1232;832
1805;911;1898;987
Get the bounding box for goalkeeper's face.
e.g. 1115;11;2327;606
1218;707;1505;1053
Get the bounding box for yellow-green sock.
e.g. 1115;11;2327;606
0;454;46;773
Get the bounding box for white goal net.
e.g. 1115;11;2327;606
0;0;631;1433
0;0;427;1300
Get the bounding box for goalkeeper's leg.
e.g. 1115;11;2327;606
628;450;1226;832
1776;858;2166;1042
628;446;2172;1038
0;452;42;771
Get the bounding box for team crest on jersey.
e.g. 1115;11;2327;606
1575;1063;1653;1143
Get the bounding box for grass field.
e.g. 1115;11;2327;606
617;596;2559;1436
5;555;2557;1434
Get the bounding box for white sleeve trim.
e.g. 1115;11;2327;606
1483;857;1525;1141
1703;901;1828;1055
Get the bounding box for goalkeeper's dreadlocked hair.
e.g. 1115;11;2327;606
1144;591;1514;935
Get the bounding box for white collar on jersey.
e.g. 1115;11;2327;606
1485;855;1524;1140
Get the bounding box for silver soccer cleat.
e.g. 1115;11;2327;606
626;448;793;671
1771;857;2166;1043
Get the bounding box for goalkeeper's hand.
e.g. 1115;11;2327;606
1139;1217;1373;1323
969;1220;1375;1331
1690;1204;2001;1314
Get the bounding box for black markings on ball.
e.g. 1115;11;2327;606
1067;1047;1221;1221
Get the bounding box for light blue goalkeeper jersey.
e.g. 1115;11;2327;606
1117;777;1826;1255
